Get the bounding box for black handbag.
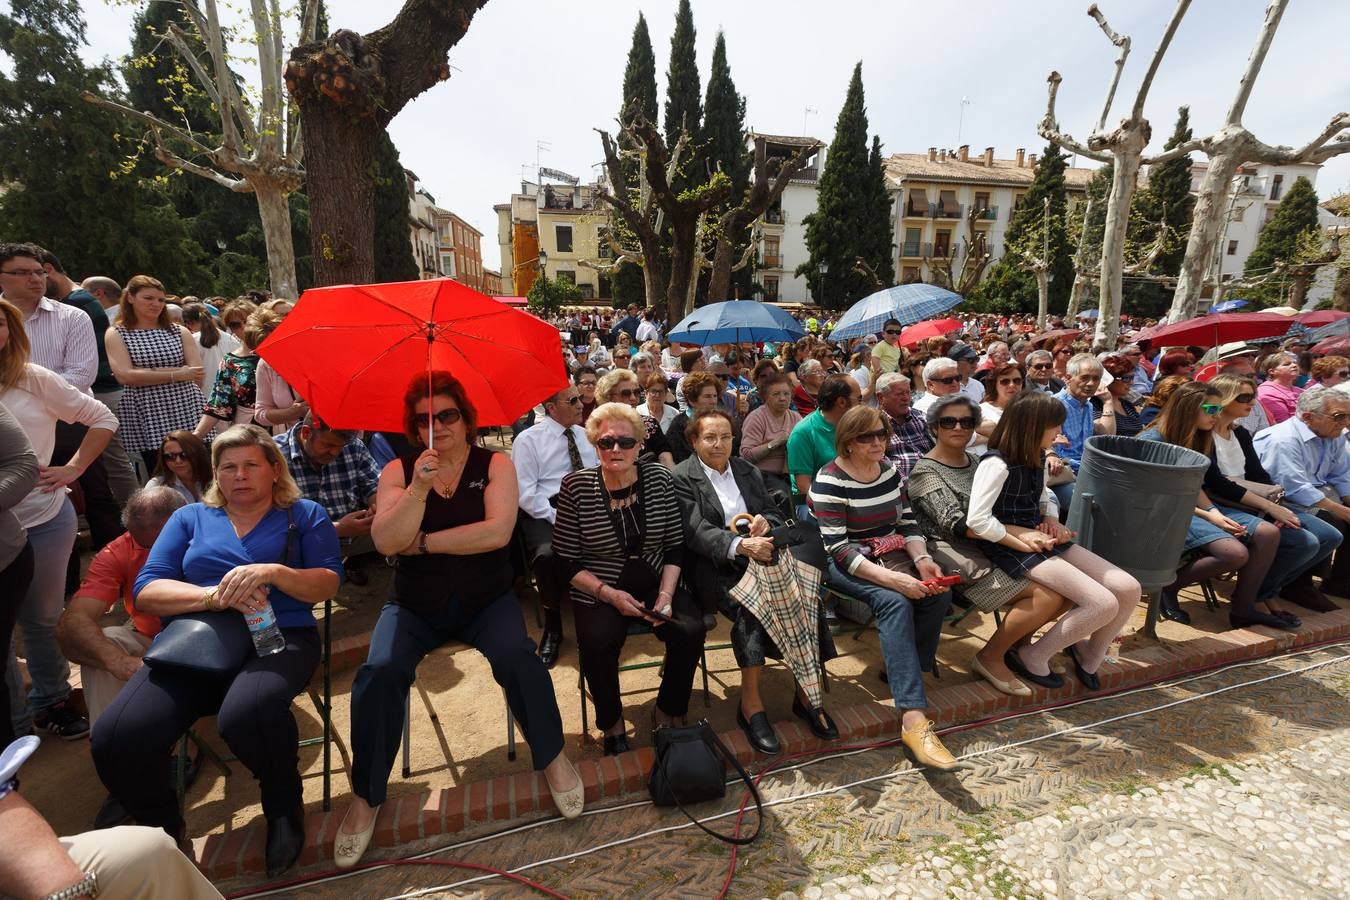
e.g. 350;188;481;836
647;720;763;845
143;509;297;677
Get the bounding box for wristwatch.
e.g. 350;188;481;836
418;531;429;555
43;872;97;900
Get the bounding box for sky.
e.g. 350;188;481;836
73;0;1350;272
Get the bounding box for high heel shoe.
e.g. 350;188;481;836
1158;589;1190;625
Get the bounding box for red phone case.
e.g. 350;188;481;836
922;574;962;588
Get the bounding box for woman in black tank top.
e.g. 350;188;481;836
333;373;583;869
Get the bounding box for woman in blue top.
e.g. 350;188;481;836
91;424;342;877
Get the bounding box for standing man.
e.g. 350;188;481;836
80;276;123;313
787;374;861;520
611;303;641;343
635;308;661;344
871;318;905;374
511;384;598;667
876;373;933;480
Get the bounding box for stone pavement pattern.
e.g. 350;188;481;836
262;645;1350;899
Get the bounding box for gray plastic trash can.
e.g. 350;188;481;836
1065;435;1209;595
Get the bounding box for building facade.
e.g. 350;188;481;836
405;169;487;290
496;176;613;301
406;171;441;280
748;134;825;303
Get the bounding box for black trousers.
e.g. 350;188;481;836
519;514;565;634
91;627;320;837
573;588;706;733
0;542;35;746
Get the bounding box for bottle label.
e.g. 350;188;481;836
245;604;277;633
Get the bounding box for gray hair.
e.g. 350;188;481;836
986;341;1009;355
1118;343;1140;355
924;393;982;431
1297;385;1347;417
1066;352;1103;377
922;357;958;383
1026;349;1053;366
1011;339;1031;357
121;485;187;534
164;303;184;323
875;372;910;395
798;358;824;378
630;351;654;369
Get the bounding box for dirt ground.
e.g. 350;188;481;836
16;567;1254;842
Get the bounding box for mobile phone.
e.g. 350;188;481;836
921;574;962;589
642;598;677;623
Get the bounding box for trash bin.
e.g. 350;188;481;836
1065;435;1210;595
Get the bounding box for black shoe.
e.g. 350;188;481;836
1283;583;1339;612
93;793;130;830
264;808;305;878
537;630;563;669
791;697;838;740
1003;648;1064;690
343;558;368;587
1230;610;1298;631
1158;590;1190;625
1064;645;1100;691
601;733;630;756
1270;609;1302;628
877;668;889;684
32;699;89;741
736;708;780;755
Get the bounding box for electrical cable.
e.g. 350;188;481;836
226;637;1350;900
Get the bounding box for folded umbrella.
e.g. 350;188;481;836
829;284;964;342
729;552;826;708
897;317;963;349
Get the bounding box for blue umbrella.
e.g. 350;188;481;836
666;299;807;346
828;284;964;342
1209;299;1249;313
1308;318;1350;341
1077;308;1100;319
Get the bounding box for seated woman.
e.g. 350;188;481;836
1255;351;1302;425
553;402;707;756
1138;381;1290;629
674;410;836;755
810;406;958;771
738;371;801;501
91;424;342;877
973;362;1024;457
333;373;583;868
1137;374;1189;429
907;395;1068;697
146;430;211;502
969;392;1141;693
596;368;675;468
1093;354;1144;438
666;371;725;464
636;371;677;431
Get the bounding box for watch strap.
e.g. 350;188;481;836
43;871;98;900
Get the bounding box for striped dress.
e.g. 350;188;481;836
808;460;922;575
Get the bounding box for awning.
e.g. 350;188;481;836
907;189;928;212
939;190;958;214
495;296;529;307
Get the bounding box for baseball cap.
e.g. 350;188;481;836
947;342;978;362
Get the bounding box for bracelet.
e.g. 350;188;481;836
914;554;933;563
405;488;427;503
657;589;674;600
202;586;219;611
42;872;97;900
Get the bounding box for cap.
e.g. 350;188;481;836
947;342;978;362
1215;341;1256;361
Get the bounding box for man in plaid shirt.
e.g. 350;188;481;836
274;414;381;583
877;373;933;480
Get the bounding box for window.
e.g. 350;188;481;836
903;227;922;257
934;230;952;257
1227;240;1239;256
902;266;922;283
556;269;576;285
440;253;456;277
555;225;573;253
1270;174;1283;202
597;227;613;259
1231;205;1245;222
973;192;990;212
763;237;780;267
763;276;779;301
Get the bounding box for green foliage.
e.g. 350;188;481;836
620;13;658;128
372;129;419;283
975;143;1073;313
527;273;582;318
698;32;752;301
797;63;886;309
1242;176;1320;305
663;0;702;149
0;0;207;290
863;135;896;287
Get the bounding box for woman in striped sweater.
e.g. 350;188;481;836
809;406;958;771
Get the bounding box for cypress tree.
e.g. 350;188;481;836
796;63;876;309
1243;175;1321;306
612;13;658;306
699;31;752;300
663;0;701;148
372;130;419;283
1136;106;1196;276
863;135;896;287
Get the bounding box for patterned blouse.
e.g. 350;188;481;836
808;459;922;575
202;352;260;424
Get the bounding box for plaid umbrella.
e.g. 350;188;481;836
829;284;964;341
728;552;825;708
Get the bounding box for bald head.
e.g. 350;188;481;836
122;486;187;546
81;276;122;310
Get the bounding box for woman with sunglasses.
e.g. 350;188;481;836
1051;344;1074;381
596;368;675;468
968;392;1141;692
908;395;1069;697
553;402;706;755
1138;382;1284;628
1093;354;1144;438
335;373;584;868
146;430;211;502
972;363;1025;456
809;406;959;770
1255;352;1303;426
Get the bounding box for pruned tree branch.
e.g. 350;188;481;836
1086;3;1131;131
1039;72;1113;163
1130;0;1192;121
1226;0;1288;126
80;91;217;158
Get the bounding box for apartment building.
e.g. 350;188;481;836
496;176;613;300
750;133;825;303
407;171;441;280
432;209;486;291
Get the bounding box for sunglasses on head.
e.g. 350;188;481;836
930;375;960;385
427;408;462;426
161;451;188;461
1200;403;1222;416
937;416;978;431
596;435;639;450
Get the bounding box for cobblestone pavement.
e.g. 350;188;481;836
266;644;1350;899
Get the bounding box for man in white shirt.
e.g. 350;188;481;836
913;358;963;414
635;308;660;344
511;384;598;667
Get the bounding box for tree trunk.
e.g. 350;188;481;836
1094;149;1142;349
707;235;736;302
1066;271;1091;320
1036;270;1050;331
254;179;299;297
1334;265;1350;312
666;215;701;322
302;106;378;286
1167;144;1246;322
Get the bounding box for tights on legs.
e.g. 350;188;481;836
1020;544;1142;675
1231;522;1279;615
1164;538;1247;597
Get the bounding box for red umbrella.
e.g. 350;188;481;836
1029;328;1082;347
1296;310;1350;328
1133;313;1292;349
1312;333;1350;355
897;317;963;348
258;279;568;432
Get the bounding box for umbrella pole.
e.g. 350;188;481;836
427;324;435;447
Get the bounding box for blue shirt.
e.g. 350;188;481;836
1252;416;1350;509
1054;389;1095;472
134;501;343;629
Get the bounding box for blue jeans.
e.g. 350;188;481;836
825;560;951;710
7;498;76;733
1050;479;1075;516
1258;509;1342;598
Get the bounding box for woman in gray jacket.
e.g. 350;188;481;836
0;401;39;744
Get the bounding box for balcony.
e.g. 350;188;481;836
901;241;932;259
974;205;998;221
931;203;963;220
792;167;819;182
761;253;782;268
764;209;785;225
904;201;929;218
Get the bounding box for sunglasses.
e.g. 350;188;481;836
998;377;1024;387
1235;393;1255;404
852;429;888;445
161;451;188;461
559;395;582;405
937;416;978;430
614;388;641;399
1336;371;1350;379
596;435;639;450
1056;349;1072;356
884;329;901;336
614;354;631;360
930;375;960;385
1030;363;1053;371
1200;403;1222;416
427;408;463;426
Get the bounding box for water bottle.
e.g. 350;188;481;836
244;599;286;657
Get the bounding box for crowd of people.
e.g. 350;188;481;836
2;252;1348;895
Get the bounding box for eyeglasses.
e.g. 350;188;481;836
161;451;188;461
1056;349;1072;356
596;435;639;450
1336;371;1350;379
998;377;1024;387
614;354;631;360
853;429;888;444
428;408;463;426
560;395;582;405
614;388;640;399
0;268;45;279
936;416;978;431
930;375;960;385
1200;403;1222;416
1234;393;1255;404
1030;363;1053;371
884;329;901;336
1315;411;1350;424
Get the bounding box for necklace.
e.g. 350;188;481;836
432;454;469;499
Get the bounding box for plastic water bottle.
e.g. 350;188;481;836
245;599;286;657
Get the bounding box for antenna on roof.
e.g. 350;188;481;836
803;106;818;137
956;96;971;147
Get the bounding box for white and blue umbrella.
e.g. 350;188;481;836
666;299;807;346
1077;308;1100;319
828;284;964;342
1209;299;1249;313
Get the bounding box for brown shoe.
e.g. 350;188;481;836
901;716;960;771
1283;582;1339;612
1316;580;1350;602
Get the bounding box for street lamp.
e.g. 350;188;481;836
818;260;829;308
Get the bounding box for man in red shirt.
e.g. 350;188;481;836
55;487;185;726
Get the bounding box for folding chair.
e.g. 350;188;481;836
400;643;518;779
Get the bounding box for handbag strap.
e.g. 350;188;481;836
278;506;297;566
656;721;765;845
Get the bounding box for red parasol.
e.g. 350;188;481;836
1311;333;1350;356
1133;313;1293;349
258;279;568;432
897;317;963;348
1296;310;1350;328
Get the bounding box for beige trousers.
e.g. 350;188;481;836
60;825;222;899
83;626;153;726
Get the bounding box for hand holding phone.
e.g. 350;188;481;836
921;574;962;589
